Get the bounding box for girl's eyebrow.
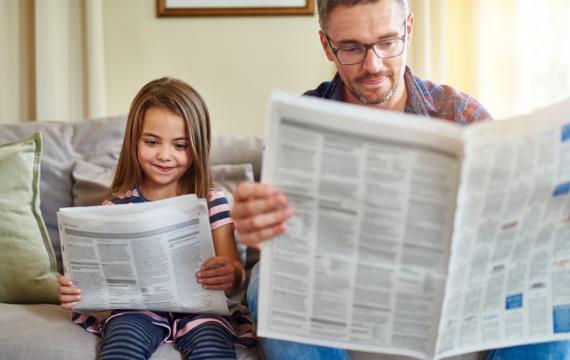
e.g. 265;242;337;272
141;132;158;137
141;132;188;141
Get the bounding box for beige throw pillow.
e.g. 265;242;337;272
0;133;59;303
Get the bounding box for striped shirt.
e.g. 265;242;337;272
104;188;233;231
304;66;492;125
72;188;255;348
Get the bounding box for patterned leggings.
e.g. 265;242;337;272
98;313;236;360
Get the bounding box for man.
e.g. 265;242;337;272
232;0;569;359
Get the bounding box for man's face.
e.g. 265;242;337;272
320;0;413;109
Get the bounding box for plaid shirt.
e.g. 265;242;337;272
304;66;492;125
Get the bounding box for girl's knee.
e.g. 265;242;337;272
176;322;236;359
99;314;166;360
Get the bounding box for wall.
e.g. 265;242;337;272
102;0;333;136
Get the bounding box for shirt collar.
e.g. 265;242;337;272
329;66;437;115
403;66;437;115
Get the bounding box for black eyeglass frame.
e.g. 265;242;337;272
324;18;409;65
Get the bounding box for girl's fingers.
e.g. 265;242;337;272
57;275;72;286
59;278;81;308
201;256;228;268
59;286;81;295
197;263;232;279
199;274;233;287
60;294;81;302
59;293;81;308
202;283;232;291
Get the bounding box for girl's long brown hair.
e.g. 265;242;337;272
110;77;212;198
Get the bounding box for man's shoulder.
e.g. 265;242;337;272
303;74;344;101
408;71;492;124
303;81;335;99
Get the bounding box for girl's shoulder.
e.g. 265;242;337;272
207;186;229;203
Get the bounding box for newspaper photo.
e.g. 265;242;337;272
257;92;570;359
57;194;229;315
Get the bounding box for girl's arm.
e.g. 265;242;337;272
196;224;244;293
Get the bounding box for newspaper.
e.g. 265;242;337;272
257;92;570;359
57;194;229;315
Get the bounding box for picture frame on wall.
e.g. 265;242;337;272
157;0;315;16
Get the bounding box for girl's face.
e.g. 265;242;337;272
137;107;192;200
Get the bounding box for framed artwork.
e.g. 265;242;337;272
157;0;315;16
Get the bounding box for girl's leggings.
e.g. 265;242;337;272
98;313;236;360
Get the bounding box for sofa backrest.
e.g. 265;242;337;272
0;116;262;272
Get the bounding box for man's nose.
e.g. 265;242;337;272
361;47;384;73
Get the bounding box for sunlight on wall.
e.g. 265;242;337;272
445;0;478;99
518;0;570;112
479;0;570;118
424;0;570;120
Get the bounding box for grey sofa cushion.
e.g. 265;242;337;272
0;303;258;360
211;135;263;181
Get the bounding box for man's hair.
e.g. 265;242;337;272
317;0;409;31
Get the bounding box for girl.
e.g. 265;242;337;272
58;77;255;360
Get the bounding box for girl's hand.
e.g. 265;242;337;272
58;275;81;309
196;256;241;292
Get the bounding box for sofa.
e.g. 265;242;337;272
0;115;262;360
0;115;487;360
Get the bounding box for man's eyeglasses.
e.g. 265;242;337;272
324;20;408;65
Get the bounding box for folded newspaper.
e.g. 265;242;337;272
57;194;229;315
258;92;570;359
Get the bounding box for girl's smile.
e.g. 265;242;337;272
153;163;176;172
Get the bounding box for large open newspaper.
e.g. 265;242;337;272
258;92;570;359
57;194;229;315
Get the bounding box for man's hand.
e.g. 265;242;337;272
58;275;81;309
231;182;293;249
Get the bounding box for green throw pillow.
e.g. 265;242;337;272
0;132;59;303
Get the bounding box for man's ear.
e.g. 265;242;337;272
319;31;335;62
406;13;414;45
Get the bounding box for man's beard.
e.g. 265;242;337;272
346;71;400;105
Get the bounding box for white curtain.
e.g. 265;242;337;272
35;0;107;121
407;0;449;85
407;0;570;120
0;0;107;123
